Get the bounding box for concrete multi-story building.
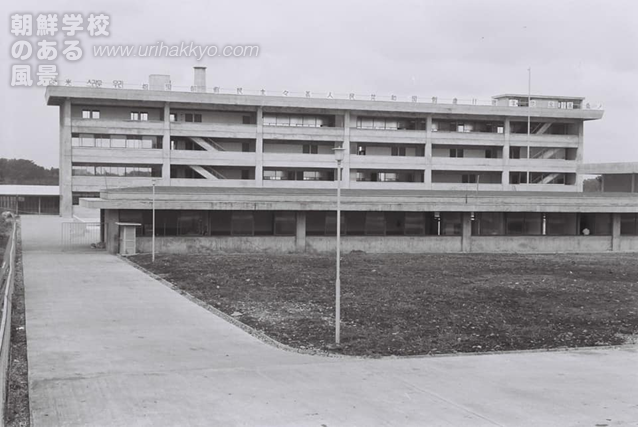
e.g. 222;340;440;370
45;67;638;254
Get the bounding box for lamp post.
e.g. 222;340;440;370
152;179;157;262
333;145;346;345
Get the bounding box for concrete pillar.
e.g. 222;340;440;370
104;209;119;254
424;115;433;189
461;212;472;253
295;211;306;252
59;98;73;217
342;111;351;189
256;107;264;186
575;121;585;191
162;103;171;184
611;213;621;252
502;118;511;188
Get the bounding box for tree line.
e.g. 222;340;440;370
0;158;59;185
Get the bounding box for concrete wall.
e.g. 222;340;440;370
293;236;460;253
618;236;638;252
471;236;612;253
137;236;296;254
133;234;636;254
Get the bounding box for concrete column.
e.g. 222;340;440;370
575;121;585;191
424;115;433;189
256;107;264;186
611;213;621;252
295;211;306;252
461;212;472;253
59;98;73;217
162;103;171;184
502;118;511;188
104;209;119;254
342;111;351;189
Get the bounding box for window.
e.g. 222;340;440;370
506;213;542;235
140;112;149;121
546;213;577;236
509;172;527;184
497;126;504;134
462;174;477;184
130;112;139;121
509;147;521;159
194;114;202;123
241;169;250;180
242;115;252;125
391;146;406;156
82;110;91;119
95;134;111;148
274;212;296;236
92;111;100;119
185;113;194;122
263;170;285;180
303;144;319;154
231;211;254;236
450;148;464;158
485;149;494;159
242;143;250;152
80;134;95;147
169;113;176;122
82;110;100;119
357;145;366;155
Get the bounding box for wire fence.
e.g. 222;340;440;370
0;218;18;422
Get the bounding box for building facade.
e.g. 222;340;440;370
46;68;638;254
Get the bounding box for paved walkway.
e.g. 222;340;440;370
21;215;638;426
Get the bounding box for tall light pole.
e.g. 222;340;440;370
152;179;157;262
333;145;346;345
527;67;532;183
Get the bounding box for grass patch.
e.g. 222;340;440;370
130;252;638;356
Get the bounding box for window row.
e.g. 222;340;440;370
119;210;297;237
72;165;162;177
263;114;335;128
72;134;162;149
473;212;612;236
432;121;504;133
263;169;335;181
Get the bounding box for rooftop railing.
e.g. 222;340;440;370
48;79;604;110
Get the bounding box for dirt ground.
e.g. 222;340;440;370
131;252;638;356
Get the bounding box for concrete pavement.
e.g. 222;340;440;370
21;215;638;426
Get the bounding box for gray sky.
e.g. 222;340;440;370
1;0;636;168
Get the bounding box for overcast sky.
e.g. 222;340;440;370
1;0;636;168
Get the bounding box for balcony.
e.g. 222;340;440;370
72;147;163;164
350;128;426;144
431;157;504;170
170;150;257;167
262;126;343;141
349;155;425;170
430;131;505;145
170;122;257;139
263;153;335;168
509;133;579;147
71;118;164;135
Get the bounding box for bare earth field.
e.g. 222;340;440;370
131;252;638;356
